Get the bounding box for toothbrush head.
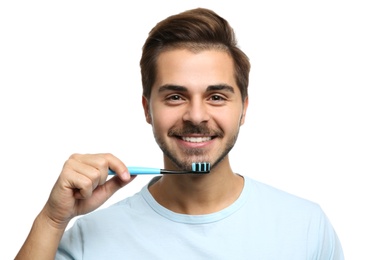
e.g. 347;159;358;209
191;162;211;173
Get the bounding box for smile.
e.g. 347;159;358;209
181;136;212;143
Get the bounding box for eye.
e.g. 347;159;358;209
164;94;186;104
210;95;223;101
168;94;182;101
209;94;227;102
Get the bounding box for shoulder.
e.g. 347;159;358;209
244;176;344;258
244;176;325;218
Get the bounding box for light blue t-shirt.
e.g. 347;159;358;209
56;176;344;259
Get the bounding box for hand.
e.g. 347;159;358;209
42;153;135;230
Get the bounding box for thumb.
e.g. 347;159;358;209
103;173;136;196
74;174;136;216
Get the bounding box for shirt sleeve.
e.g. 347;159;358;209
55;220;83;260
312;207;344;260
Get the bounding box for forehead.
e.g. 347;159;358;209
154;48;236;90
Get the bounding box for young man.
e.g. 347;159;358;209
16;8;344;259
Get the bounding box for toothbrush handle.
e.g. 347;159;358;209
108;167;161;175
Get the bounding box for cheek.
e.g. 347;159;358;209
150;106;175;130
214;107;243;128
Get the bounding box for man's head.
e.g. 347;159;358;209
140;8;250;171
140;8;250;103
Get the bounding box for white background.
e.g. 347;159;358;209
1;1;389;259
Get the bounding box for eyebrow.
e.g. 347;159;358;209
158;84;235;93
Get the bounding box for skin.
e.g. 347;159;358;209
144;48;248;214
15;154;135;259
15;48;248;259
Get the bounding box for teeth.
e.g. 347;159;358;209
182;136;211;143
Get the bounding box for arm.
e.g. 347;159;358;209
15;153;135;260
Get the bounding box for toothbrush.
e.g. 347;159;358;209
108;162;211;175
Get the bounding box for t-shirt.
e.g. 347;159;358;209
56;176;344;259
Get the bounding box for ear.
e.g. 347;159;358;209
142;96;152;124
240;97;249;126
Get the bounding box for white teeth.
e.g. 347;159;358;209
182;136;211;143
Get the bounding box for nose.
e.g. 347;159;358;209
182;99;210;125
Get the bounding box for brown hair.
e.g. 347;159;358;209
140;8;250;102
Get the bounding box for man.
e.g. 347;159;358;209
16;7;344;259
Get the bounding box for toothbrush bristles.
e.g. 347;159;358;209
192;162;210;173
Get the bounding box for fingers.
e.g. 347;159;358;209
100;153;131;182
63;153;130;199
71;152;129;177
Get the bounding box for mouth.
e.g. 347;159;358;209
181;136;213;143
168;123;222;145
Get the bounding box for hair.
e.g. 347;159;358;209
140;7;250;102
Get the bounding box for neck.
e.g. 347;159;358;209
149;158;244;215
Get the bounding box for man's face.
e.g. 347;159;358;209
142;48;248;171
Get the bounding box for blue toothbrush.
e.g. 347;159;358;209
108;162;210;175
